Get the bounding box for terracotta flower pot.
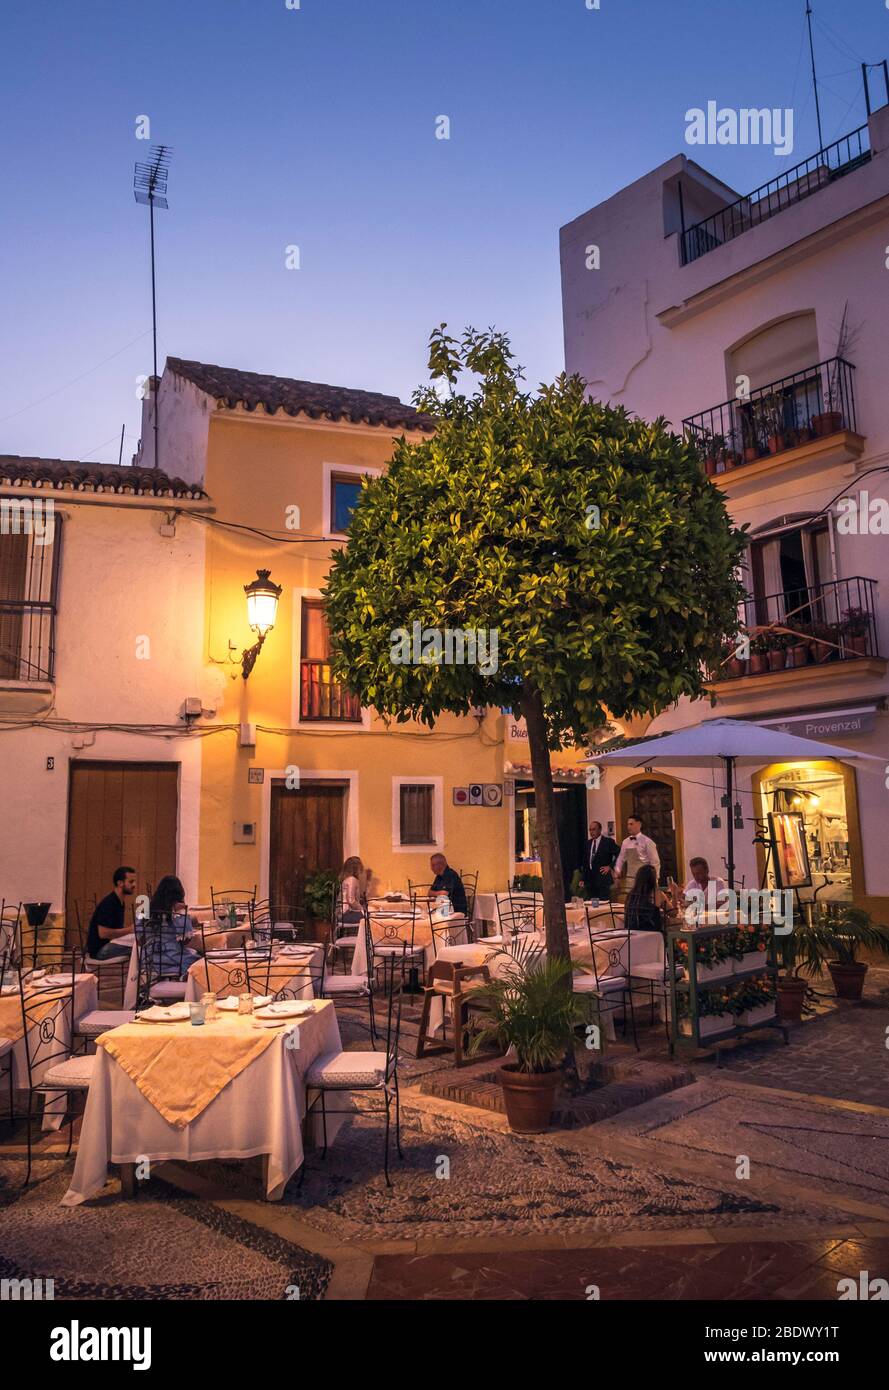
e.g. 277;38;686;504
768;434;783;455
845;634;867;656
497;1065;559;1133
767;648;786;672
777;975;807;1022
788;643;808;668
812;411;842;438
744;446;760;463
748;652;768;675
704;456;718;477
827;961;867;1001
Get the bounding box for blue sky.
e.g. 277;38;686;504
0;0;884;465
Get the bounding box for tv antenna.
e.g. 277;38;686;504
804;3;824;153
134;144;171;470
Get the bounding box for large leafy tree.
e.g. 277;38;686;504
324;327;746;965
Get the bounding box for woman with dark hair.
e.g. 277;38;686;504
137;875;201;977
623;864;672;934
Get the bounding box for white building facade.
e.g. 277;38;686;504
561;104;889;916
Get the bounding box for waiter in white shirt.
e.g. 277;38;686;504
612;815;661;895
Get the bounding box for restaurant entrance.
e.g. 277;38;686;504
269;779;346;908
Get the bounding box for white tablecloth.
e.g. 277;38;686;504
5;973;98;1130
62;999;343;1205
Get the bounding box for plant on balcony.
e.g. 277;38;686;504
739;406;764;463
698;430;725;477
763;628;791;672
800;619;839;664
749;632;770;675
760;393;789;454
720;639;748;679
813;312;849;437
784;624;810;668
841;606;869;656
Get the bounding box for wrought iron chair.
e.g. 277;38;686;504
0;900;23;968
426;899;473;957
369;893;426;990
18;950;94;1185
329;882;363;972
74;899;129;1007
134;914;193;1008
582;904;639;1050
305;960;402;1184
457;869;479;925
209;885;257;934
320;908;377;1045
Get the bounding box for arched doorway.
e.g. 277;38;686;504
616;774;682;886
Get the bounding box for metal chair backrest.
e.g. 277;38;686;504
588;921;632;985
135;914;189;1006
457;870;479;919
426;900;469;956
18;951;78;1086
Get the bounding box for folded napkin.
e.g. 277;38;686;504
97;1016;278;1128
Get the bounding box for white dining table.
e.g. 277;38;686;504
62;998;344;1206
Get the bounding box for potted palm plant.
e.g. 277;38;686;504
740;406;762;464
469;940;586;1133
761;393;788;454
776;914;823;1022
810;907;889;1000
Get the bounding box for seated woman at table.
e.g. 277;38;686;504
623;865;673;934
136;875;202;977
336;856;367;927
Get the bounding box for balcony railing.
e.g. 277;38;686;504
684;357;857;475
681;125;871;265
713;576;880;682
299;659;362;721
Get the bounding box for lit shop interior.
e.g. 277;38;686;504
758;763;852;902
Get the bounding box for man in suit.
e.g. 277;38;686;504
583;821;619;900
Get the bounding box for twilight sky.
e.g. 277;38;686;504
0;0;884;466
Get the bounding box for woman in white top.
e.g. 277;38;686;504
337;856;366;925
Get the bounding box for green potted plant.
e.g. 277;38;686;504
740;405;763;463
749;632;770;675
698;430;724;477
784;625;809;668
469;941;586;1133
809;907;889;1000
760;393;788;454
512;873;544;894
303;870;338;946
568;869;589;901
841;607;869;657
804;620;839;664
775;914;825;1022
765;629;790;672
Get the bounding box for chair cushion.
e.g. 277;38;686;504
322;975;368;994
629;965;668;982
75;1010;136;1035
571;974;602;993
41;1054;96;1088
306;1049;386;1088
373;944;423;957
595;974;628;990
0;1036;13;1059
149;981;187;1001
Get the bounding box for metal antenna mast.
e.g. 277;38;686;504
805;3;824;152
134;144;171;470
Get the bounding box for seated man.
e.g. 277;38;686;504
86;865;137;960
675;857;729;923
682;856;727;899
428;853;468;917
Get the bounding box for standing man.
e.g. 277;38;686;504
583;820;619;900
612;815;661;896
86;865;136;960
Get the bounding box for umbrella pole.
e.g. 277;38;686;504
725;754;736;890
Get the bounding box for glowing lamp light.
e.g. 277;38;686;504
245;569;282;635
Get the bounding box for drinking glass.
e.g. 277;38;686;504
188;1001;207;1026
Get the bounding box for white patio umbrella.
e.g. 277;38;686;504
592;717;880;887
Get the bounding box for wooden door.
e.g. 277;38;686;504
269;781;346;908
631;780;677;885
65;761;179;945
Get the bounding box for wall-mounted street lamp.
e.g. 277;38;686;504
241;570;282;679
210;569;282;681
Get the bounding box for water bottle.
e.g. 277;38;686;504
441;895;452;919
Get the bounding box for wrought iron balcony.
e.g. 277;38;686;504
681;125;871;265
712;576;880;682
683;357;857;476
299;658;362;721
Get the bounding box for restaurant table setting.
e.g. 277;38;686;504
0;968;98;1129
184;943;321;1002
62;994;344;1206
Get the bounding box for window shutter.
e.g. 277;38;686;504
399;784;434;845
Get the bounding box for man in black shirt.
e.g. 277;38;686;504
86;865;136;960
429;854;468;917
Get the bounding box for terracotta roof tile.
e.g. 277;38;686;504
167;357;435;432
0;456;208;499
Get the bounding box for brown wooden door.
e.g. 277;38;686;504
65;761;179;945
631;780;677;885
269;781;346;908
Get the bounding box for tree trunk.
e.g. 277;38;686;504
520;681;570;965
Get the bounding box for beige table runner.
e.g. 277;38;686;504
97;1013;280;1128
